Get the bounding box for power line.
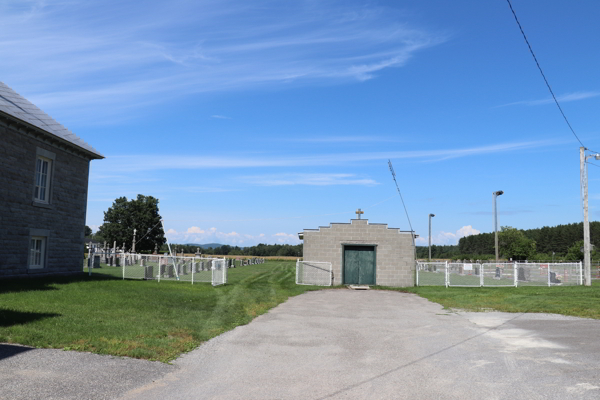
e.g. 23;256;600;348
388;160;418;265
505;0;598;154
588;162;600;168
387;160;414;234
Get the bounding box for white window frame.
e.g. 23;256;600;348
29;237;46;269
28;229;50;270
32;148;56;205
34;156;51;202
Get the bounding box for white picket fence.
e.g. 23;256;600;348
417;261;582;287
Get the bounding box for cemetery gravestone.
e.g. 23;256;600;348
144;265;154;279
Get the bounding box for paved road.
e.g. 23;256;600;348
0;344;172;400
2;290;599;399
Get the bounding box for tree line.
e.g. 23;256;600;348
443;222;600;261
160;243;303;257
89;195;598;261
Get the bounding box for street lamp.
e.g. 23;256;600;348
428;214;435;261
493;191;504;263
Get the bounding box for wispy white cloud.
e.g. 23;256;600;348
241;173;378;186
496;91;600;108
287;136;402;143
92;139;559;173
211;115;231;120
0;0;447;120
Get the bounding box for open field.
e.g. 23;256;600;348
0;261;321;362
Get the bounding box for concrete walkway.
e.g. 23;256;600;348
2;290;599;399
119;290;600;400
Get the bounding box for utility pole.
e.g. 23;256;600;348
493;191;504;263
581;147;592;286
428;214;435;261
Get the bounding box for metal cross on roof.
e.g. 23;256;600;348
355;208;364;219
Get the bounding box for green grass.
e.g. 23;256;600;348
384;281;600;319
3;261;600;363
0;261;321;362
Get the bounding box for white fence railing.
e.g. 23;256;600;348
417;261;583;287
296;260;332;286
87;253;228;286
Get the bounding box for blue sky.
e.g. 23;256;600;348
3;0;600;247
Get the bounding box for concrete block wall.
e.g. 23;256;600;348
302;219;415;287
0;119;91;278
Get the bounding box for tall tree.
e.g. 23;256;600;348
97;195;166;252
498;226;536;261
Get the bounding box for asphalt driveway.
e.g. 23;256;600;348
2;289;599;399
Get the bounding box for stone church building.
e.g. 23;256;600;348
299;211;416;287
0;82;103;278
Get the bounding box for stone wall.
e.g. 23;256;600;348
0;116;91;278
302;219;415;287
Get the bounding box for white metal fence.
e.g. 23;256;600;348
417;261;583;287
87;253;227;286
296;260;333;286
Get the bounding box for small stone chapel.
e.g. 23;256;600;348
298;209;416;287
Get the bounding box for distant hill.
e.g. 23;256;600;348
184;243;226;249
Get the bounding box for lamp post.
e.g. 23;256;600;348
428;213;435;261
493;191;504;263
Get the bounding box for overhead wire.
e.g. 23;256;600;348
387;160;414;234
388;160;418;264
505;0;598;154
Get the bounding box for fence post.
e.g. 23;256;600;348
514;262;518;287
192;259;195;285
416;262;419;287
122;253;125;280
579;261;583;285
296;258;299;285
547;263;551;287
480;263;484;287
445;261;449;288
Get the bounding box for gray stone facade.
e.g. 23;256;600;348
0;83;103;278
300;219;415;287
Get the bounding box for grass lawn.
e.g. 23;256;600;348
0;261;322;362
386;281;600;319
2;261;599;363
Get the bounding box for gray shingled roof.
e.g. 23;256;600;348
0;82;103;159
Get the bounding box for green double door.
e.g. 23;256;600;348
343;246;376;285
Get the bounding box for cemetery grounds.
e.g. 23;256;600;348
0;260;598;363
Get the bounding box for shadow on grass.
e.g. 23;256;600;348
0;309;61;328
0;343;35;361
0;272;122;294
